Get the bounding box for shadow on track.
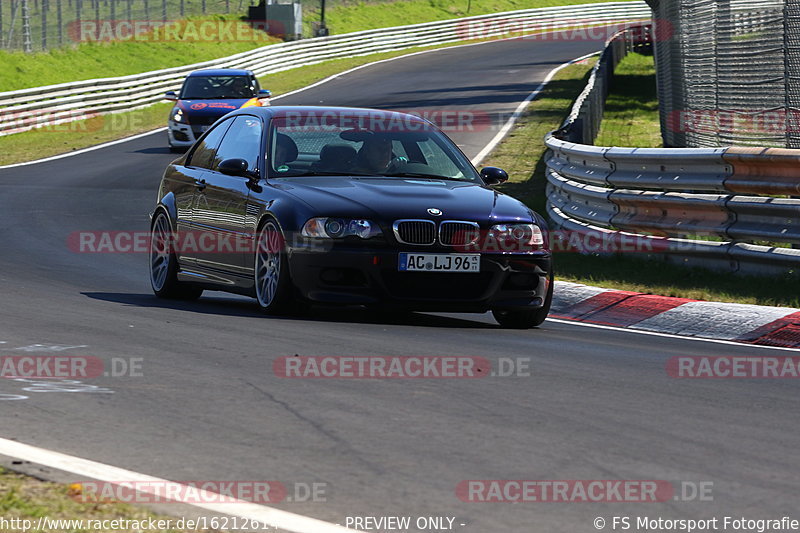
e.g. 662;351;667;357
82;292;497;329
132;146;180;155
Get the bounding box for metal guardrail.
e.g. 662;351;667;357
545;25;800;276
0;2;652;136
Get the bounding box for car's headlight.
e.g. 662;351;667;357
171;107;187;124
301;218;382;239
487;223;545;251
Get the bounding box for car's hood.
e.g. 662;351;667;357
178;99;253;118
273;177;534;223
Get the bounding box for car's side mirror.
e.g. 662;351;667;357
164;91;178;101
218;158;250;177
258;89;272;98
480;167;509;185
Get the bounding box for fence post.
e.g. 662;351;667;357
94;0;99;38
42;0;48;49
22;0;32;52
57;0;63;45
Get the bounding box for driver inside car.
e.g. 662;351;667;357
230;77;252;98
354;136;398;174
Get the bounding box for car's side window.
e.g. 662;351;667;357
212;116;263;173
187;119;233;169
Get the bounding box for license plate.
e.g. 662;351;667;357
398;253;480;273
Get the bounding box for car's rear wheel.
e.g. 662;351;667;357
492;274;553;329
149;210;203;300
254;219;294;314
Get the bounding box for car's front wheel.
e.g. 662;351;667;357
149;210;203;300
254;219;294;314
492;274;553;329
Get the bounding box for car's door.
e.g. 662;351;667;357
178;117;234;267
192;115;264;277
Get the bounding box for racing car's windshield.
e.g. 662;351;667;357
266;111;482;183
180;76;256;100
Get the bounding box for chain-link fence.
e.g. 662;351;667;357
0;0;384;52
648;0;800;148
0;0;259;52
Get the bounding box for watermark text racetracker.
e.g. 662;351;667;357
667;356;800;379
68;19;282;43
0;356;143;379
274;356;532;378
457;480;713;503
68;228;715;255
455;19;669;42
69;480;327;504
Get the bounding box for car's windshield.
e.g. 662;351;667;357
266;111;482;183
180;75;256;100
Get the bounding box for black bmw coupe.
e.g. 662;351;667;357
150;106;553;328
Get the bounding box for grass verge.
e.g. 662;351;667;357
307;0;634;35
594;51;661;147
481;53;800;307
0;467;220;532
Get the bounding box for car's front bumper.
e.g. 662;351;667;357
288;246;552;312
167;120;199;147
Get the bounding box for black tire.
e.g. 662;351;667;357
168;144;183;153
149;210;203;300
254;219;296;314
492;274;554;329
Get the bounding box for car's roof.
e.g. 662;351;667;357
187;69;253;77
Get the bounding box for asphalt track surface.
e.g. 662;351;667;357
1;36;799;532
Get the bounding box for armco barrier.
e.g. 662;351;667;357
545;25;800;275
0;2;651;136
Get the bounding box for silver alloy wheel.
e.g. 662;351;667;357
255;221;282;308
149;212;171;292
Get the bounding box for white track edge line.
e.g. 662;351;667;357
0;437;355;533
546;317;800;353
471;51;600;166
0;128;168;170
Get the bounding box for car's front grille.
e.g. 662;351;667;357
191;115;221;126
393;220;436;245
439;221;480;246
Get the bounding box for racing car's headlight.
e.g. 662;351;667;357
302;218;382;239
487;223;545;251
171;107;187;124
